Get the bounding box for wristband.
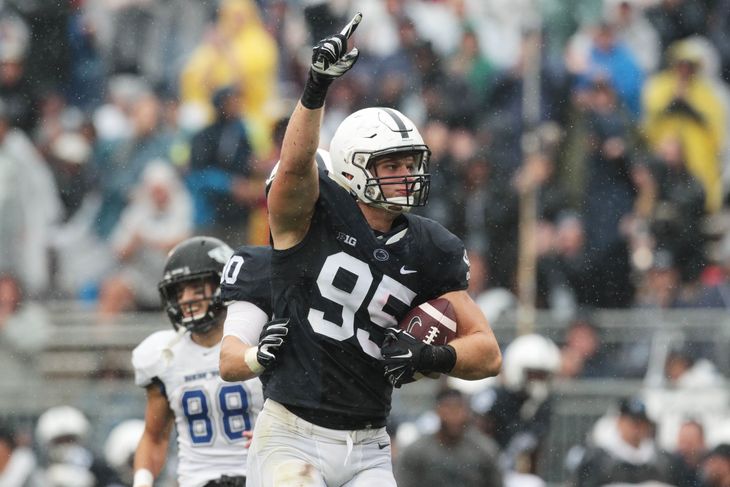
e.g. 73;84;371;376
244;346;264;374
301;70;333;109
133;469;154;487
420;344;457;374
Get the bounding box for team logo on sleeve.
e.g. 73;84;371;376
463;250;471;282
208;245;235;265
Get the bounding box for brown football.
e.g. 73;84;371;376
398;298;457;346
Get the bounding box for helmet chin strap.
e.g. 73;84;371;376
362;195;406;214
385;195;415;211
364;180;410;214
374;194;414;214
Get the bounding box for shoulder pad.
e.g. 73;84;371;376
220;246;272;315
406;214;469;294
132;330;177;387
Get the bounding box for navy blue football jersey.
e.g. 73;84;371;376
264;173;470;429
219;245;272;317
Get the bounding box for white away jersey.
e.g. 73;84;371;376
132;330;263;487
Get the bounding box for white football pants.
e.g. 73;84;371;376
246;399;396;487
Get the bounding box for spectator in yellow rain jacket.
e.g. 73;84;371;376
180;0;278;156
642;39;726;213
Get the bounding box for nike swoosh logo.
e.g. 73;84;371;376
378;443;389;450
390;350;412;359
400;266;417;275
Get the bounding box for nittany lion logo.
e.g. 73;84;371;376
373;248;390;261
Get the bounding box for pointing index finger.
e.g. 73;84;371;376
340;12;362;39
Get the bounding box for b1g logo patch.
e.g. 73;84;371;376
337;232;357;247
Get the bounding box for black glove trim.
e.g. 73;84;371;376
301;70;334;109
381;329;459;387
420;344;457;374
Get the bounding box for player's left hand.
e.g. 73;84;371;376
381;328;429;388
243;430;253;449
310;13;362;80
257;318;289;368
301;13;362;109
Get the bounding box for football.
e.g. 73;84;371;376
398;298;457;346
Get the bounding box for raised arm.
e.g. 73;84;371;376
267;13;361;250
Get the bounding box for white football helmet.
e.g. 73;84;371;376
45;463;95;487
104;419;145;483
328;107;431;213
35;406;90;448
501;334;561;392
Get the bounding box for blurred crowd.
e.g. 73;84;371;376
390;333;730;487
0;406;149;486
3;0;730;484
0;0;729;318
3;332;730;486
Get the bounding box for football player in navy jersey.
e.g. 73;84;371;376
131;236;286;487
247;13;502;487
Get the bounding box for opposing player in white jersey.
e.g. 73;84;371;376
132;236;285;487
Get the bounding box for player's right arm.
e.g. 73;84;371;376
219;301;288;381
131;331;176;487
267;103;320;249
132;384;174;487
382;225;502;387
267;13;361;250
438;289;501;380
